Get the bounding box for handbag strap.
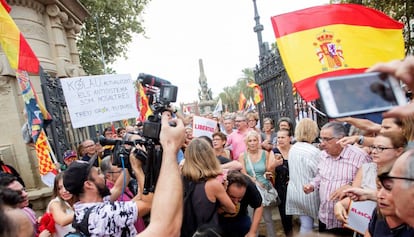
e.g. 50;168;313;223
245;152;256;179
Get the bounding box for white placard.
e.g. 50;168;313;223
344;200;377;235
192;116;217;138
60;74;138;128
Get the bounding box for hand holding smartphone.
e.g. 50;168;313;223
317;72;407;118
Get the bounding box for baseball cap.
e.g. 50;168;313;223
63;150;77;161
63;160;92;195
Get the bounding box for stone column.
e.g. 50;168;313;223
0;0;89;216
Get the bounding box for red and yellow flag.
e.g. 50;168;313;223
248;82;264;105
271;3;404;101
238;91;247;111
138;83;152;121
0;0;39;73
35;130;56;175
17;69;52;143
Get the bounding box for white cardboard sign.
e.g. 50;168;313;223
192;116;217;138
60;74;138;128
344;200;377;234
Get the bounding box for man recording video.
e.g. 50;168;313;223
63;114;185;236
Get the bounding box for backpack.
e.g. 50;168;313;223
180;180;222;237
64;206;95;237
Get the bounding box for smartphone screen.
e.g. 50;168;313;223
317;72;407;118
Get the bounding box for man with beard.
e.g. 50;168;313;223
63;143;151;236
64;113;185;236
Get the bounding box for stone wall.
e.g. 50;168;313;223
0;0;88;216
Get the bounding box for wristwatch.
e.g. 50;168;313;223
357;135;364;145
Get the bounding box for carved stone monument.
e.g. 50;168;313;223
0;0;88;215
197;59;215;115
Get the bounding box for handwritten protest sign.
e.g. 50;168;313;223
344;200;377;234
61;74;138;128
192;116;217;138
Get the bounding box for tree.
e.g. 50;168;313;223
331;0;414;54
217;68;255;112
77;0;150;75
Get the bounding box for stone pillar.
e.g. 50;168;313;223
0;0;88;216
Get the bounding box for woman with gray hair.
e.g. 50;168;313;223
285;118;321;234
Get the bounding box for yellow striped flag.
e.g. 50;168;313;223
138;82;152;121
238;91;247;111
271;3;404;101
247;82;264;105
35;130;56;175
0;0;39;73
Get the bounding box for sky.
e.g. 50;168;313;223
112;0;330;105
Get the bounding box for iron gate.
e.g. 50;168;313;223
40;68;98;162
254;49;328;128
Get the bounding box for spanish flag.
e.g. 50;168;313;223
138;82;152;121
0;0;39;73
238;91;247;111
271;4;404;101
248;82;264;105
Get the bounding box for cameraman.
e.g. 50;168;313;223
63;114;185;236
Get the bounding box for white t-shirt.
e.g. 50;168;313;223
73;196;138;237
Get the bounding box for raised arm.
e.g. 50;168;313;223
137;115;185;237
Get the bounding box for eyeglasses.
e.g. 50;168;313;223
369;146;395;153
108;170;122;174
318;137;336;143
378;172;414;191
235;120;246;123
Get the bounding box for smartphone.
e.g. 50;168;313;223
317;72;407;118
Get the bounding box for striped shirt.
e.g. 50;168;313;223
310;145;371;229
286;142;321;219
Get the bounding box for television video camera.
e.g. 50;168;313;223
138;73;178;141
100;73;178;194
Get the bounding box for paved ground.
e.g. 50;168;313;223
258;207;303;237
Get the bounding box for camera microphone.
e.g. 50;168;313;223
138;73;171;87
99;137;121;146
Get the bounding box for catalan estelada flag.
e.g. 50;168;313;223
238;91;247;111
138;82;152;121
0;0;39;73
248;82;264;105
271;4;405;101
17;70;52;143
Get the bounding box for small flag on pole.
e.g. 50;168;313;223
247;82;264;105
35;129;57;186
238;92;247;111
245;97;256;112
213;98;223;117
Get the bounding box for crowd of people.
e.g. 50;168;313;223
1;55;414;237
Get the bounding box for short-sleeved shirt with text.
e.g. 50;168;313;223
73;197;138;237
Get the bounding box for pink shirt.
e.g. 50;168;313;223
226;129;248;160
310;145;371;229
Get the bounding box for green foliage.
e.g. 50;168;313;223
78;0;150;75
217;68;255;112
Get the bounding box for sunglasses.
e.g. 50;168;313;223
378;172;414;191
